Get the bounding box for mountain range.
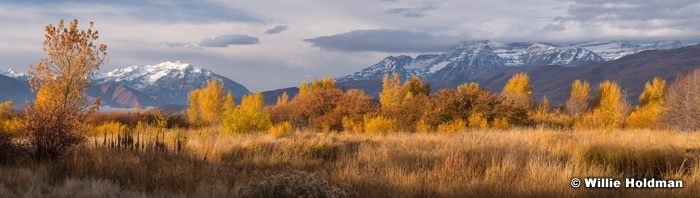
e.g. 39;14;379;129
337;40;687;82
1;40;698;109
91;61;249;106
336;41;700;106
0;61;249;108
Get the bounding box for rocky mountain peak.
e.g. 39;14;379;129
338;40;692;82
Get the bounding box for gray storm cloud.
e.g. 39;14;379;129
265;25;289;34
199;34;261;47
385;5;439;18
549;0;700;31
304;29;458;53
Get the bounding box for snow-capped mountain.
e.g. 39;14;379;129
570;40;686;61
337;40;690;82
92;61;250;105
0;69;30;81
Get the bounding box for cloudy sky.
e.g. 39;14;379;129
1;0;699;91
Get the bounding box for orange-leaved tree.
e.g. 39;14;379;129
26;19;107;160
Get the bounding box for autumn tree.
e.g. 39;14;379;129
381;75;431;132
0;101;20;164
627;78;666;129
25;19;107;160
457;82;482;95
661;70;700;131
330;89;377;131
379;73;405;109
276;91;289;105
501;72;533;108
536;96;550;115
402;76;430;98
224;92;271;133
187;77;234;126
0;101;22;134
268;77;380;132
298;76;335;96
420;82;521;129
565;79;591;116
575;81;627;132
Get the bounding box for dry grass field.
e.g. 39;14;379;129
1;128;699;197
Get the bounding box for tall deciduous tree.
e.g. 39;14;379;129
565;79;591;116
575;81;626;132
402;76;430;98
187;77;233;126
298;77;335;96
501;72;533;108
627;77;666;129
379;73;405;109
224;92;271;133
276;91;289;105
25;19;107;160
661;70;700;131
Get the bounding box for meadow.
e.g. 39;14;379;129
5;17;700;198
1;127;699;197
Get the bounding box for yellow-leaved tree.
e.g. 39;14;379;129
276;91;289;105
536;96;550;115
501;72;533;108
187;77;234;126
298;76;335;96
626;77;666;129
575;81;626;132
223;92;271;133
25;19;107;160
565;79;591;116
457;82;482;95
379;73;405;109
402;76;430;98
0;101;20;164
0;101;16;133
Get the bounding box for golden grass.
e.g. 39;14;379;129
1;128;700;197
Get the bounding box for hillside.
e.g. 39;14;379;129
328;44;700;106
0;75;33;106
337;40;688;83
480;44;700;105
0;61;250;108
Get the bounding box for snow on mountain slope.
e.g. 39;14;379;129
336;55;418;82
0;69;30;81
0;61;249;107
94;61;206;90
337;40;691;83
93;61;250;105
